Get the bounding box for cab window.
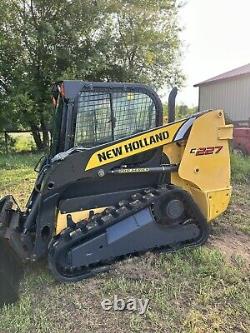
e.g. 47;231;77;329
74;91;156;148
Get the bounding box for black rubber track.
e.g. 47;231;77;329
48;186;209;282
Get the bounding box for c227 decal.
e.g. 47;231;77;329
190;146;223;156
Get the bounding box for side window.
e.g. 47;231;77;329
74;91;157;147
112;92;156;140
74;92;112;147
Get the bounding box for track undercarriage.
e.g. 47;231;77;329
48;185;209;282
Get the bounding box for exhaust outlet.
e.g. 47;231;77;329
168;87;178;123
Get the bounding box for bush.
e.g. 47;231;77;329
14;135;36;152
0;133;36;154
0;133;16;153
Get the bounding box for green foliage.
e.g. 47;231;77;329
0;0;183;149
0;133;16;153
163;103;198;120
231;153;250;183
0;133;36;154
176;104;198;119
14;134;36;153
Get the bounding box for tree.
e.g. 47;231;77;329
0;0;183;150
103;0;184;87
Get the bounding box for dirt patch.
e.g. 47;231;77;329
209;231;250;266
112;252;164;281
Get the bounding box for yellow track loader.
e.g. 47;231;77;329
0;81;233;306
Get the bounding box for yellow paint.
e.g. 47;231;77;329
163;143;210;219
164;110;233;221
217;125;234;140
85;120;185;170
207;189;231;220
56;207;107;234
179;110;232;191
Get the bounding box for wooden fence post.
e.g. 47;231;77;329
4;131;8;154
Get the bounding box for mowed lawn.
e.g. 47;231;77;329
0;153;249;333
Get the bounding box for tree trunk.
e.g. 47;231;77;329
30;124;44;151
40;118;49;148
29;115;50;152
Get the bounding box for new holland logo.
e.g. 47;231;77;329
85;120;185;171
97;131;169;163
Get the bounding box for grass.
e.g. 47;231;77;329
0;153;41;209
0;248;249;333
215;183;250;235
0;153;249;333
231;154;250;183
0;133;36;154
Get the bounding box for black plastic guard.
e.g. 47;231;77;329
0;195;16;228
0;196;24;307
0;238;23;307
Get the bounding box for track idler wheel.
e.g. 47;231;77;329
0;239;23;308
153;193;185;226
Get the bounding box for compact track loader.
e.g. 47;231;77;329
0;81;233;306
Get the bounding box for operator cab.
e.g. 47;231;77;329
51;81;163;156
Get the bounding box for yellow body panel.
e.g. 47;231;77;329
85;120;185;170
56;110;232;234
164;110;233;221
179;111;232;191
56;207;107;234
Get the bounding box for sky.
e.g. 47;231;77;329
175;0;250;106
